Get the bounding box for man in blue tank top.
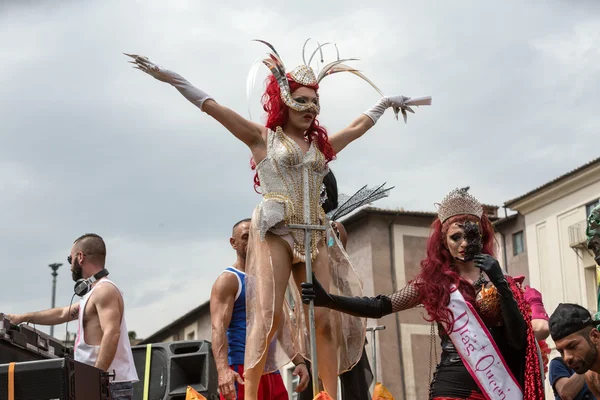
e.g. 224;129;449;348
210;218;309;400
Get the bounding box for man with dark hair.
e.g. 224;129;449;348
210;219;309;399
550;303;600;398
6;233;138;399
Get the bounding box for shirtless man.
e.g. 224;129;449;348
6;233;138;400
210;219;309;399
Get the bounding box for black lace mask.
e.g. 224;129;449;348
462;221;482;262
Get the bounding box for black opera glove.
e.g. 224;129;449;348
301;273;333;307
474;255;526;349
473;254;507;292
301;274;393;319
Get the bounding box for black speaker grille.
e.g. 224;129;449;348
0;358;69;400
132;348;168;400
169;353;207;394
131;340;218;400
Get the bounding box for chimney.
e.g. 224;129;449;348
482;204;498;219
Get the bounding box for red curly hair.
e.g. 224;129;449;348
413;213;545;398
250;74;336;192
414;213;496;329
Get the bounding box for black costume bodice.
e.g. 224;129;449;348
428;281;526;399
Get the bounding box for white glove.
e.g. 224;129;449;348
364;95;409;124
125;53;214;111
364;95;432;124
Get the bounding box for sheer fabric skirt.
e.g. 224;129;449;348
244;207;367;376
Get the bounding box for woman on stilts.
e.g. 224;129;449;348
125;39;430;400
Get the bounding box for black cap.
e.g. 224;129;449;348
549;303;596;341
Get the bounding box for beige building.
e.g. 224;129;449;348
139;300;211;345
494;212;530;282
504;156;600;398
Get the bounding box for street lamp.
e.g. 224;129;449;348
49;263;62;337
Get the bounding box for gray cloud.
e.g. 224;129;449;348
1;0;599;339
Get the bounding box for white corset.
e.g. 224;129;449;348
255;126;329;261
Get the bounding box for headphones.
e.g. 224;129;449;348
74;269;110;297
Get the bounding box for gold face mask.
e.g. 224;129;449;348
247;39;384;117
281;65;321;114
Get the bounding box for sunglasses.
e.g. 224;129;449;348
67;252;86;265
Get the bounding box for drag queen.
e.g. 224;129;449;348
302;188;545;399
126;39;430;399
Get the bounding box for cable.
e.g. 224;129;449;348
64;293;78;354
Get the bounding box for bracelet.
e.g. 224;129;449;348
294;361;306;366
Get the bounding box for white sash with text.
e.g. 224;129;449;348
447;285;523;400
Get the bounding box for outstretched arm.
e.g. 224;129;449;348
329;95;428;154
388;283;421;312
328;114;375;154
126;54;266;157
301;274;420;318
5;305;80;326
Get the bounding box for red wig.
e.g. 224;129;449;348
250;74;336;192
414;213;545;398
414;213;496;329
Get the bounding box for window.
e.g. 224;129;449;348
586;199;600;218
513;231;524;256
186;331;196;340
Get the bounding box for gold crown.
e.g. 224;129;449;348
436;188;483;223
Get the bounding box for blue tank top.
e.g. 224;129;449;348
224;267;246;366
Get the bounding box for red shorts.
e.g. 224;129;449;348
219;364;287;400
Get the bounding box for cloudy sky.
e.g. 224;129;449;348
1;0;599;340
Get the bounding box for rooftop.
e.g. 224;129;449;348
341;204;500;225
492;213;518;227
505;157;600;208
139;300;210;344
340;206;437;225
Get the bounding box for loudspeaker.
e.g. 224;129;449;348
132;340;218;400
0;357;110;400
